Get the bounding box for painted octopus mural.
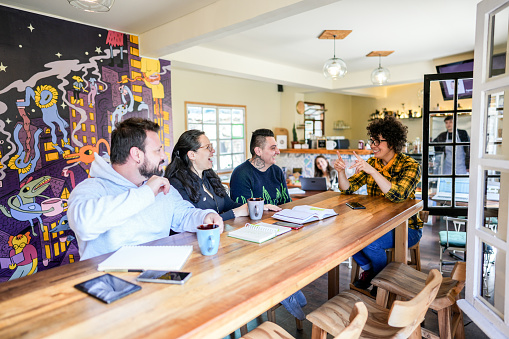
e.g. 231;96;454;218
0;5;173;282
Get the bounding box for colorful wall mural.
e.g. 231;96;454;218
0;6;173;282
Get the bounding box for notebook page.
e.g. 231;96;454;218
97;245;193;271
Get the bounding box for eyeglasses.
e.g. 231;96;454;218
368;139;387;146
198;143;214;152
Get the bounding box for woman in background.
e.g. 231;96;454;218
165;130;281;221
314;155;338;190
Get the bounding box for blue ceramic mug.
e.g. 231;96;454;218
196;224;220;256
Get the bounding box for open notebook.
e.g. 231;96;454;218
272;205;337;224
97;245;193;272
228;222;292;243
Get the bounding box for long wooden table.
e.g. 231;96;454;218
0;192;422;338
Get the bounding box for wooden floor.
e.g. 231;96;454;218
226;216;489;339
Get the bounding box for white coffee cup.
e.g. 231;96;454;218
326;140;337;150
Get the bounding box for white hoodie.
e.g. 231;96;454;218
69;154;214;260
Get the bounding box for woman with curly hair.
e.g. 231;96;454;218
314;155;337;189
334;116;422;292
165;130;281;221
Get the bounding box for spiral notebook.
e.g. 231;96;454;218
228;223;291;244
97;245;193;272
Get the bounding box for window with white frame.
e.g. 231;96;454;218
186;102;247;172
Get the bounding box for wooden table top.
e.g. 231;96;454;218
0;192;422;339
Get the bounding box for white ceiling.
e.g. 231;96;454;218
1;0;482;94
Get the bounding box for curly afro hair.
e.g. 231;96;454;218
366;116;408;153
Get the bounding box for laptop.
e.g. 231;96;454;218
300;177;328;191
432;178;470;202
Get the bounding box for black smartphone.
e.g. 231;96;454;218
137;271;192;284
273;221;304;229
346;202;366;209
74;274;141;304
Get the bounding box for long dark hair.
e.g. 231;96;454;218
165;130;226;203
314;155;333;177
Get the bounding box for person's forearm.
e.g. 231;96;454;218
370;170;392;193
337;171;350;190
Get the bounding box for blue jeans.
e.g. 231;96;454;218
353;227;422;274
280;290;307;320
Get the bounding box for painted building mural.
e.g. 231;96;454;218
0;6;173;282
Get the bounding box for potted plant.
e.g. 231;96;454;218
291;123;299;149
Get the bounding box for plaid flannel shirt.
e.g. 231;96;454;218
342;153;423;230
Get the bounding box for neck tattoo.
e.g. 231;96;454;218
251;156;266;170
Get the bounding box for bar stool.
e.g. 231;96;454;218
307;269;442;339
240;302;367;339
349;211;428;297
349;242;421;298
371;261;466;339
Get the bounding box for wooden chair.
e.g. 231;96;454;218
308;269;442;339
240;302;367;339
238;304;303;336
349;211;428;297
371;261;466;339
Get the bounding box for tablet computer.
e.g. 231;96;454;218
74;274;141;304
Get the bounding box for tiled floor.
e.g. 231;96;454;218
226;216;489;339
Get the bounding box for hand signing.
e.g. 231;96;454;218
146;175;171;196
204;213;224;233
350;151;376;175
333;151;347;173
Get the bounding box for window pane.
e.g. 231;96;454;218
489;5;509;78
219;108;232;123
232;139;244;153
233;154;244;168
203;108;216;123
453;178;469;208
232;109;244;124
430;80;449;111
219;125;231;139
232;125;244;139
483;170;504;241
220;140;232;154
455;146;470;175
188;123;202;131
188;106;202;123
203;124;216;140
220;155;233;170
480;242;504;320
485;91;504;155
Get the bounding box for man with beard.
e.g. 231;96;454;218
69;118;223;260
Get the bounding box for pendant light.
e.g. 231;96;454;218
323;35;347;80
371;54;391;85
68;0;115;12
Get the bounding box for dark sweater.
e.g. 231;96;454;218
433;129;470;170
230;160;291;205
170;175;241;221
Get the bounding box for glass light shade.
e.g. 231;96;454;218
371;66;390;85
323;57;347;80
68;0;115;12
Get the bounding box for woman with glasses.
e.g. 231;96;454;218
314;155;337;190
165;130;280;221
334;116;422;293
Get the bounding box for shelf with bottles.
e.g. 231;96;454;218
369;107;422;121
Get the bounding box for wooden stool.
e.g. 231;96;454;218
308;269;442;339
371;261;466;339
241;302;367;339
350;242;421;298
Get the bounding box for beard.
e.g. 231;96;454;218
139;158;163;178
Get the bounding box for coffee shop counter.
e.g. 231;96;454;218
277;148;373;178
